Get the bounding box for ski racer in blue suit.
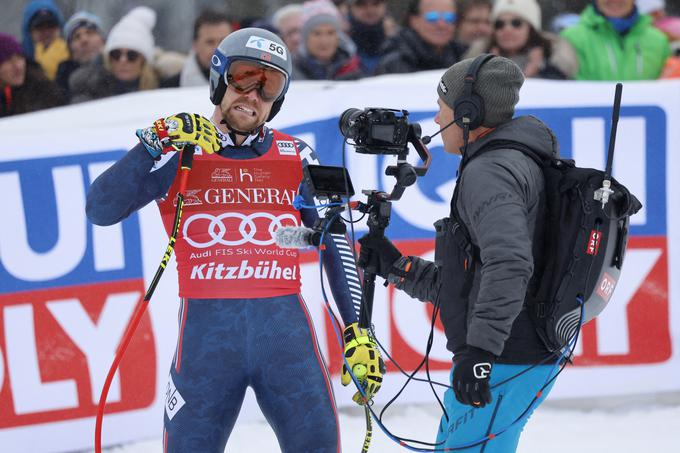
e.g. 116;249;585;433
86;28;383;453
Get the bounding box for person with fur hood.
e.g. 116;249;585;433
464;0;578;79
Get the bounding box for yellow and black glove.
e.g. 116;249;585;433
137;113;222;158
341;322;386;405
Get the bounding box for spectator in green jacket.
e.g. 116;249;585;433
561;0;670;80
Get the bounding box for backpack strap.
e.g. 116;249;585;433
449;138;549;305
451;138;547;222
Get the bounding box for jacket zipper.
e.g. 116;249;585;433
605;43;618;75
634;43;643;76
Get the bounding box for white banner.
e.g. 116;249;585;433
0;73;678;452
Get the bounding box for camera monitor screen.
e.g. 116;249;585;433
304;165;355;198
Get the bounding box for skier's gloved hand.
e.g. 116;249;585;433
357;234;402;279
137;113;222;159
452;345;496;408
341;322;386;405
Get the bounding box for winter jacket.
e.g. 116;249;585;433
293;33;363;81
69;58;159;103
0;61;64;117
55;59;81;99
168;51;210;87
375;28;466;75
348;14;389;75
390;116;559;363
33;37;69;81
561;5;670;80
464;32;579;79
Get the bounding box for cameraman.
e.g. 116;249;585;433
358;55;559;451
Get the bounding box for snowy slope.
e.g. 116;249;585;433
104;399;680;453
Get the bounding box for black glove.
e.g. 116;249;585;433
357;234;402;279
452;346;496;408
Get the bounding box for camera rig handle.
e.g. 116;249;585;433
355;191;392;328
355;127;432;328
384;124;432;201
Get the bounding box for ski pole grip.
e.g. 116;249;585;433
181;144;196;170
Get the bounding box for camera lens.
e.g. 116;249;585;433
339;108;364;140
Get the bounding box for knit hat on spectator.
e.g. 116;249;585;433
437;56;524;128
0;33;24;65
492;0;542;31
105;6;156;63
300;0;343;43
64;11;104;44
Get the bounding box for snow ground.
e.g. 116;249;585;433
104;397;680;453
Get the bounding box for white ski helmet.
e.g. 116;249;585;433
209;27;292;121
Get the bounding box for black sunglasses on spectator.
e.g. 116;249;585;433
109;49;141;62
494;18;524;30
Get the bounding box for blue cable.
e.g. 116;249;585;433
293;194;345;210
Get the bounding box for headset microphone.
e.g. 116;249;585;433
421;116;461;145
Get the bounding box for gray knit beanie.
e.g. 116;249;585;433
437;56;525;128
301;0;342;44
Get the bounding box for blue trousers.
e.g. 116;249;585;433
436;363;558;452
163;295;339;453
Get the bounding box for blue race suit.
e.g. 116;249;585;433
86;126;362;453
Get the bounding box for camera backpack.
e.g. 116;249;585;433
457;138;642;352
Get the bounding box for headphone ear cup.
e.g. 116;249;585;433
453;93;485;130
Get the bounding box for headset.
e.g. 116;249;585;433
453;53;496;132
425;54;496;147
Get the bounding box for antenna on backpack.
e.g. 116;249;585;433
594;83;623;208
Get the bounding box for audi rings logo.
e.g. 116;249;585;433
183;212;298;248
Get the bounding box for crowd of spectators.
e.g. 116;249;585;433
1;0;677;118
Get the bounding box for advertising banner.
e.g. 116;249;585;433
0;74;677;452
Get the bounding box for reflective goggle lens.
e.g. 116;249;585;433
225;60;287;102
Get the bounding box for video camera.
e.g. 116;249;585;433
339;108;415;155
296;108;433;328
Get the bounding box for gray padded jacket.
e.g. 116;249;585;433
390;115;560;363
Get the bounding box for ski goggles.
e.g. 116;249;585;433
423;11;456;24
225;60;288;102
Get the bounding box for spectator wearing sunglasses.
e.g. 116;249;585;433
455;0;493;46
55;11;106;100
375;0;466;75
21;0;69;81
69;6;160;103
561;0;670;80
464;0;578;79
292;0;363;80
0;32;64;117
